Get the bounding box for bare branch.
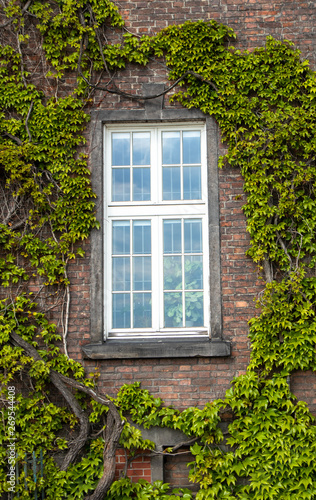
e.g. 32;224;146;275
0;0;33;27
25;100;34;142
3;132;22;145
263;257;273;283
9;330;90;470
276;230;292;269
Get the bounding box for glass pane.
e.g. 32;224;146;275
185;256;203;289
133;168;150;201
185;292;203;327
184;219;202;254
163;167;181;200
162;131;180;165
164;292;182;327
163;256;182;290
112;293;130;328
133;293;152;328
133;132;150;165
163;220;181;254
112;168;130;201
183;166;201;200
112;221;130;255
133;256;151;291
113;257;130;291
112;133;130;166
133;221;151;254
183;131;201;164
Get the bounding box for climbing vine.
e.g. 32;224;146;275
0;0;316;499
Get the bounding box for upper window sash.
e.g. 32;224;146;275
105;124;207;210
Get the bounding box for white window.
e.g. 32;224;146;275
104;123;209;339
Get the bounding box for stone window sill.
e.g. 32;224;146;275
82;339;231;359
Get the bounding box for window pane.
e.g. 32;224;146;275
184;219;202;253
113;293;130;328
133;221;151;254
164;292;182;327
133;168;150;201
183;166;201;200
164;256;182;290
133;132;150;165
113;257;130;291
163;167;181;200
112;133;130;166
185;256;203;289
112;221;130;255
133;293;152;328
185;292;203;327
112;168;130;201
163;220;181;254
162;131;180;165
183;131;201;164
133;256;151;291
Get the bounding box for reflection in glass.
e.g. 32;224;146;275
185;292;203;327
133;132;150;165
112;221;130;255
112;133;130;166
164;292;182;327
183;131;201;164
163;167;181;200
163;220;181;254
184;219;202;253
164;256;182;290
112;168;130;201
133;256;151;291
133;221;151;254
133;293;151;328
113;293;130;328
112;257;130;291
133;168;150;201
162;131;180;165
184;256;203;289
183;166;201;200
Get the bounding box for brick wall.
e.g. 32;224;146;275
164;447;199;492
60;0;316;414
62;0;316;488
115;449;152;483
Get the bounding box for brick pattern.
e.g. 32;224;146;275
115;449;151;482
117;0;316;68
290;370;316;416
164;447;199;491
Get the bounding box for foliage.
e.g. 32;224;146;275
0;1;316;499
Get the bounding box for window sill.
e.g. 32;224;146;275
82;338;231;359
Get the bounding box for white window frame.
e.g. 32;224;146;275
104;122;210;339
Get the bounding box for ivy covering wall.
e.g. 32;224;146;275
0;1;316;499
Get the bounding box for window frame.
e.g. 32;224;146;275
84;99;230;359
104;122;210;340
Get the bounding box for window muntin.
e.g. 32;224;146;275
105;123;209;338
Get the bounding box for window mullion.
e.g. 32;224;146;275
180;131;183;201
130;220;133;328
181;218;185;327
151;217;160;332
